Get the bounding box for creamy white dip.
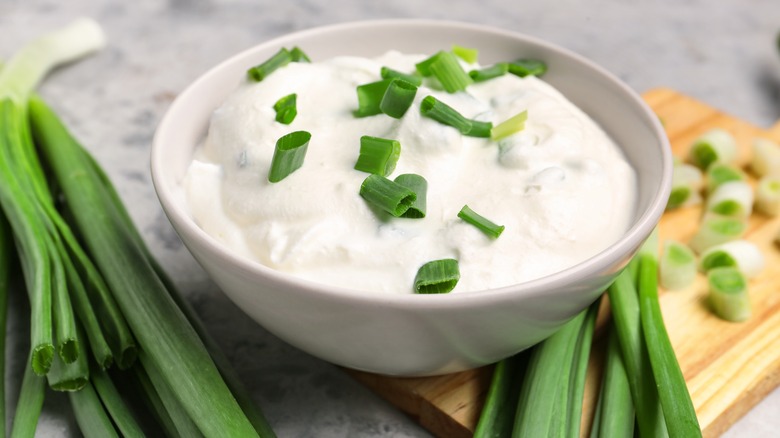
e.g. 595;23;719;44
183;51;637;294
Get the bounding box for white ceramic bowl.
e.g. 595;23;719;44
152;19;671;376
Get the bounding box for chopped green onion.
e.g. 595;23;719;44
247;48;292;82
637;232;702;437
452;44;479;64
699;240;765;279
705;162;744;194
272;93;297;125
755;175;780;216
469;63;509;82
687;128;737;170
667;163;703;210
354;135;401;176
380;66;422;86
707;266;751;322
415;50;446;76
267;130;311;183
359;174;416;217
507;59;547;77
379;79;418;119
467;120;493;138
750;137;780;177
353;79;393;117
659;240;697;290
705;180;753;219
413;259;460;294
429;51;473;93
289;46;311;63
689;213;747;254
420;95;471;134
491;110;528;141
394;174;427;218
458;205;505;238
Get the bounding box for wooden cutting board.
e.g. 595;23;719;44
346;88;780;438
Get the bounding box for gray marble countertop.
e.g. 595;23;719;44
2;0;779;436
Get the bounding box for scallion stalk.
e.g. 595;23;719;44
359;174;416;217
451;44;478;64
687;128;737;170
246;48;292;82
10;352;46;438
638;231;702;437
474;353;529;438
707;266;751;322
699;240;765;279
490;110;527;141
267;130;311;183
659;240;697;290
353;79;393;117
457;205;505;238
420;95;472;134
468;63;509;83
413;259;460;294
139;355;204;437
429;51;473;93
380;67;422;86
69;381;120;438
590;329;635;438
354;136;401;176
506;59;547;77
272;93;297;125
0;214;10;436
379;79;417;119
394;174;427;218
91;367;145;438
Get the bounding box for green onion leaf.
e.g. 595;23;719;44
413;259;460;294
91;367;145;437
359;174;416;217
380;79;418;119
380;67;423;86
429;51;473;93
289;46;311;63
452;45;479;64
458;205;505;238
507;59;547;77
272;93;297;125
474;353;529;438
353;79;393;117
394;174;427;218
491;110;528;141
247;48;292;82
469;63;509;83
420;95;472;134
707;266;751;322
10;351;46;438
69;381;120;438
415;50;447;76
267;130;311;183
590;329;635;438
354;135;401;176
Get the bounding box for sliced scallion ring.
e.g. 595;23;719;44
699;240;765;279
705;180;753;219
429;51;473;93
267;131;311;183
359;174;416;217
354;136;401;176
353;79;393;118
247;48;292;82
658;240;696;290
394;174;427;218
380;67;423;86
272;93;297;125
750;137;780;177
413;259;460;294
755;175;780;216
687;128;737;170
707;267;751;322
689;214;747;254
380;79;418;119
705;162;744;194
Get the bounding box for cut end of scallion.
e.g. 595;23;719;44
469;63;509;83
394;173;427;218
380;79;418;119
273;93;297;125
359;174;416;217
32;344;54;376
354;136;401;176
458;205;505;238
707;266;751;322
420;95;472;134
353;79;393;118
59;339;79;364
452;45;479;64
247;48;292;82
506;59;547;77
491;110;528;141
659;240;696;290
267;131;311;183
429;51;473;93
414;259;460;294
380;67;423;87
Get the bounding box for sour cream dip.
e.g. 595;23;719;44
183;50;637;294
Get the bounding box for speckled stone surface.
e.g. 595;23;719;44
1;1;779;436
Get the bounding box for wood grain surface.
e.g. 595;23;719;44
346;89;780;437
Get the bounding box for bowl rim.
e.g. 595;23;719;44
151;18;672;308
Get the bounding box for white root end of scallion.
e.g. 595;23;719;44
667;163;703;210
699;240;765;279
705;180;754;219
755;175;780;217
687;128;737;170
659;240;697;290
750;137;780;178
